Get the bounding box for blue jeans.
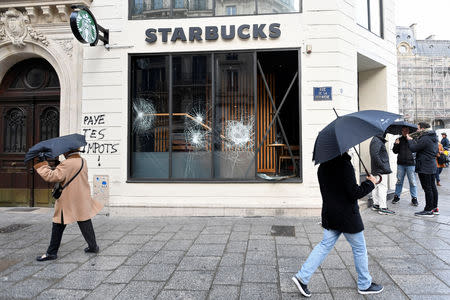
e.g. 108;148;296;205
295;229;372;290
436;168;443;182
395;165;417;199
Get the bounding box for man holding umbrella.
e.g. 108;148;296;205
292;110;399;297
25;134;103;261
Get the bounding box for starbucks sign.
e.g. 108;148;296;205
70;7;109;47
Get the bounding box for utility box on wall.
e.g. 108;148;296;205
93;175;109;215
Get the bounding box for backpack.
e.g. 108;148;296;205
437;153;449;165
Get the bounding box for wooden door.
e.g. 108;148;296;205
0;58;60;207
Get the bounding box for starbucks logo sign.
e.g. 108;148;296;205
70;8;99;45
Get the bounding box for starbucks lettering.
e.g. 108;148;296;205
145;23;281;44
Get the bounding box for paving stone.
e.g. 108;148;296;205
195;234;229;244
3;278;53;299
229;232;250;241
115;281;164;300
282;292;333;300
239;283;279;300
32;263;78;279
124;251;156;265
320;254;346;269
54;270;111;290
398;242;430;255
213;266;243;285
307;271;330;293
377;258;432;275
84;283;126;300
116;235;151;244
330;288;364;299
163;239;193;251
226;241;248;253
409;295;450;300
431;249;450;264
233;224;251;231
202;226;232;234
178;256;220;271
245;251;276;265
187;244;226;257
413;254;450;270
275;236;310;245
390;274;450;295
247;240;276;252
322;269;356;288
140;241;166;252
278;257;304;273
165;270;214;290
37;289;90;300
99;243;141;256
80;255;127;271
279;272;299;293
4;265;43;281
104;265;141;283
152;232;175;241
277;245;311;257
172;231;201;240
363;284;409;300
156;290;208;300
243;265;277;283
432;269;450;286
160;225;183;232
208;285;239;300
150;250;185;264
220;252;245;267
134;264;176;281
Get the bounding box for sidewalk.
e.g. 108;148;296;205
0;171;449;299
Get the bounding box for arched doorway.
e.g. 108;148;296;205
0;58;60;207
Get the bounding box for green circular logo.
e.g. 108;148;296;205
76;10;97;44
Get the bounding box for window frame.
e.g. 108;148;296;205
127;48;303;183
356;0;384;38
128;0;302;19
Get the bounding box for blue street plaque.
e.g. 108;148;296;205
313;87;332;101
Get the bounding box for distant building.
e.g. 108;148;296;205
397;25;450;128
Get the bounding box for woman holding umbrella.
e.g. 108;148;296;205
33;147;103;261
291;110;399;297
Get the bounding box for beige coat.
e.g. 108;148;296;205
34;154;103;224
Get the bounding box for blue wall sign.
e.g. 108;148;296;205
313;87;332;101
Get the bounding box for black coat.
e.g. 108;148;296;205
442;137;449;150
319;153;375;234
408;130;439;174
392;136;415;166
370;135;392;175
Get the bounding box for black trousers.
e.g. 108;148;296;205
47;212;97;256
418;173;438;211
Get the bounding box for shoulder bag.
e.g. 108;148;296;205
52;159;84;199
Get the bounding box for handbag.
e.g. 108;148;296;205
52;159;84;199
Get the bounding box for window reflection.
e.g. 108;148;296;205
130;0;299;18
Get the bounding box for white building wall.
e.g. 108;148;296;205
82;0;398;216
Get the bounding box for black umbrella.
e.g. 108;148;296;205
313;109;401;174
385;121;417;135
24;134;87;162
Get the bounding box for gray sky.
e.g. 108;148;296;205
396;0;450;40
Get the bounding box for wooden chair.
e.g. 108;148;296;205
278;145;300;173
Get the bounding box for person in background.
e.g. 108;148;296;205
370;133;395;215
441;132;449;150
435;142;446;188
34;149;103;261
291;152;383;297
392;126;418;206
407;122;439;217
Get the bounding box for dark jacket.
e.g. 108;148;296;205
319;153;375;234
392;136;415;166
408;129;439;174
442;137;449;150
370;135;392;175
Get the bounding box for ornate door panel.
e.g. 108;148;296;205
0;58;60;207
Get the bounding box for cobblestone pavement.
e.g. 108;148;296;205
0;170;449;299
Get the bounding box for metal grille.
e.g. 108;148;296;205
270;225;295;237
4;108;27;152
40;107;59;141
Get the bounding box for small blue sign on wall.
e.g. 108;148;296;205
313;87;332;101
